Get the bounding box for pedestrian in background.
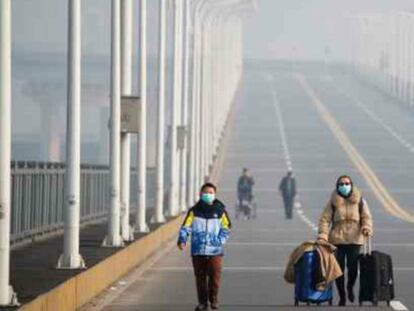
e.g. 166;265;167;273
237;167;255;204
279;170;297;219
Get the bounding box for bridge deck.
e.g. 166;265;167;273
85;71;414;311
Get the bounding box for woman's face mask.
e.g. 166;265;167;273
337;180;352;197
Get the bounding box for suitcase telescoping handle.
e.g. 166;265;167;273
363;236;372;255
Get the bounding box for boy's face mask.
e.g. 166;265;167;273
200;192;215;205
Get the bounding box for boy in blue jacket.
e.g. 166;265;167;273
178;182;231;311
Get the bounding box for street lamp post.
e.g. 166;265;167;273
179;0;191;212
120;0;134;241
136;0;149;232
154;0;167;224
167;0;184;217
103;0;124;247
57;0;86;269
188;7;202;203
0;0;18;306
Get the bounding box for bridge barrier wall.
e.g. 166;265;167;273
18;215;184;311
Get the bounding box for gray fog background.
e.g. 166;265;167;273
12;0;164;164
10;0;414;163
244;0;414;60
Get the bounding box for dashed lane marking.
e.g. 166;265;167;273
265;73;319;232
227;242;414;247
391;300;410;311
149;266;414;272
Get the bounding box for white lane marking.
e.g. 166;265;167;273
294;201;318;233
265;73;319;233
391;300;409;311
227;242;414;247
227;153;293;157
220;188;342;194
329;79;414;158
150;267;285;272
233;228;313;233
220;187;332;192
223;187;414;194
370;228;414;232
228;242;303;246
150;266;414;272
221;187;414;193
221;167;414;174
251;210;278;214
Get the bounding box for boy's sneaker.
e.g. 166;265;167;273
194;304;209;311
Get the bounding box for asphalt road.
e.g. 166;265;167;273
87;67;414;311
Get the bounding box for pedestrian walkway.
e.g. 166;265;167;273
5;210;164;311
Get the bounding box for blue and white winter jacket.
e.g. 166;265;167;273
178;200;231;256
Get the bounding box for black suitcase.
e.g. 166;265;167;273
359;238;395;306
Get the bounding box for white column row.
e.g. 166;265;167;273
0;0;254;303
185;0;250;207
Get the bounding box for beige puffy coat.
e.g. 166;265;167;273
318;187;373;245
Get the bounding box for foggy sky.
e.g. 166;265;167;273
12;0;160;56
12;0;414;61
244;0;414;60
10;0;414;162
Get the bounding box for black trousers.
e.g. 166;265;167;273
282;196;294;219
335;244;361;297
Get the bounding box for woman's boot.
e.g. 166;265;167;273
336;277;346;306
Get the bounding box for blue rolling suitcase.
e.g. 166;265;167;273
294;250;333;306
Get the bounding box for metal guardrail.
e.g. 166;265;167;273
10;161;158;244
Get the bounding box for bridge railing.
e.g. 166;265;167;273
10;161;158;244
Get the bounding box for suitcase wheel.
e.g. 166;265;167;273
373;293;378;306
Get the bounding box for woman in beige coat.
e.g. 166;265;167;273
318;175;373;306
